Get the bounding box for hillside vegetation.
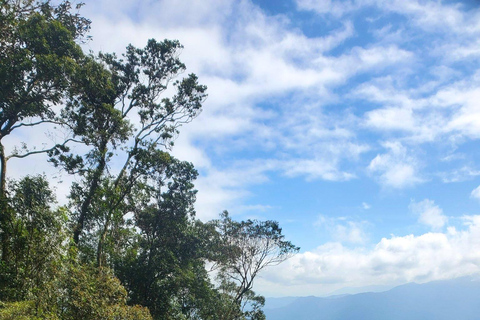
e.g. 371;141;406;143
0;1;298;319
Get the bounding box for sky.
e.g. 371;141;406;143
7;0;480;297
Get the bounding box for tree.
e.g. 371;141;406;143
210;211;300;319
0;177;153;319
113;156;216;319
0;0;89;196
0;175;66;302
49;39;206;266
54;263;152;320
0;0;89;261
0;261;154;319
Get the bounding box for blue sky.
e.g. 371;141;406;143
7;0;480;297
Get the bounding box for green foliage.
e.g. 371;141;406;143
0;263;153;320
0;0;89;265
48;35;207;265
0;300;44;320
0;175;66;302
54;263;152;320
0;0;86;143
114;158;207;319
0;176;152;319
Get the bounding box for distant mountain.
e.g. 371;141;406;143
328;284;395;296
264;277;480;320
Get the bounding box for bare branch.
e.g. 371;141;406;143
10;119;65;131
7;138;81;160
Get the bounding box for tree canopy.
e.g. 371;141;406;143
0;1;299;319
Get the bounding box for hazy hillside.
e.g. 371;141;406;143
264;277;480;320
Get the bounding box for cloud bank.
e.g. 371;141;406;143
259;215;480;296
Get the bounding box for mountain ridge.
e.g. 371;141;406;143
264;276;480;320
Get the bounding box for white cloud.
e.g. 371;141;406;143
258;215;480;296
296;0;477;35
440;166;480;183
375;0;475;34
296;0;358;17
6;0;479;222
193;162;273;220
282;159;356;181
315;215;369;244
368;141;423;188
356;71;480;145
409;199;448;230
471;186;480;201
362;202;371;210
365;107;415;132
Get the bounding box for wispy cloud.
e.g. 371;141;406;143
1;0;469;225
5;0;476;219
315;215;369;244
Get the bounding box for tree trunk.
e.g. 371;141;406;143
0;141;9;261
96;216;110;267
73;142;108;244
0;141;6;199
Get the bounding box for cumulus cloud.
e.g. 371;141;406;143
258;215;480;296
368;141;423;188
409;199;448;230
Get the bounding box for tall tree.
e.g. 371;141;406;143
51;40;207;266
0;0;89;261
113;155;213;319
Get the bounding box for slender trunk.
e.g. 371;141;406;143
73;141;108;244
96;155;137;266
0;141;9;262
0;141;6;200
96;218;109;267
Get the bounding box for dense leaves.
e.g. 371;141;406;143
0;0;88;268
0;175;66;302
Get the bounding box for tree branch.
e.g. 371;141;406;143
10;119;65;131
7;138;81;160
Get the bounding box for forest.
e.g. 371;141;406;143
0;1;299;319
